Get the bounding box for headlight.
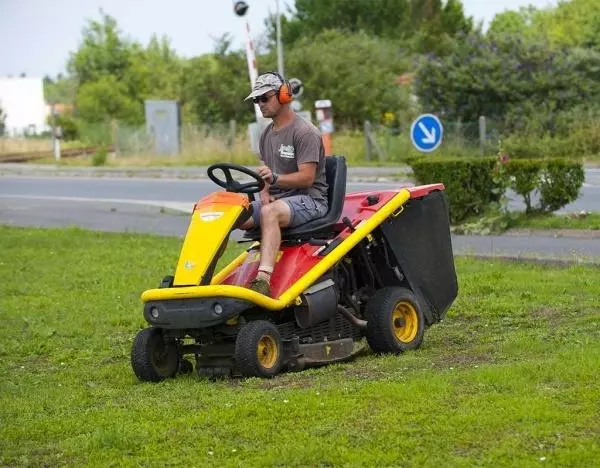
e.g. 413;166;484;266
150;307;159;319
213;303;223;315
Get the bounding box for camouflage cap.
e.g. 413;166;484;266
244;73;283;101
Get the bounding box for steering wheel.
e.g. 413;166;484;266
207;163;265;196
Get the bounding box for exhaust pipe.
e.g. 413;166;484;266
337;305;367;329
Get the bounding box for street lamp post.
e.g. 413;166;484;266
276;0;284;77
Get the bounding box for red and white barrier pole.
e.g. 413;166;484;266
244;21;263;121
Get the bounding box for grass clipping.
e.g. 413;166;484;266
0;226;599;466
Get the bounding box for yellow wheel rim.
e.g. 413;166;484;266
257;335;279;369
392;301;419;343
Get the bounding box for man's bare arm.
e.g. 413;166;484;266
257;162;316;189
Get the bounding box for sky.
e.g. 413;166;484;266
0;0;558;78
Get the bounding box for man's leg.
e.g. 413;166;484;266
251;200;292;294
239;200;261;231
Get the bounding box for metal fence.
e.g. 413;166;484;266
1;116;507;163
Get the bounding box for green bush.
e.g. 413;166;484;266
504;159;541;212
409;157;585;224
505;159;585;213
409;157;504;223
46;113;80;141
92;145;108;166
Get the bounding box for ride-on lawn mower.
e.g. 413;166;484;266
131;156;458;381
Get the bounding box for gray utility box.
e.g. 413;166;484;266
145;100;181;155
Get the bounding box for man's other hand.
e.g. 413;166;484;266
257;163;274;183
259;189;272;205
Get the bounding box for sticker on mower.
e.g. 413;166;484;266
199;212;224;222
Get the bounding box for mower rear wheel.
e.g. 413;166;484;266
365;287;424;354
235;320;283;378
131;327;179;382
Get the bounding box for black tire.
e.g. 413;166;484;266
365;287;425;354
131;327;179;382
159;275;174;288
179;358;193;375
235;320;283;378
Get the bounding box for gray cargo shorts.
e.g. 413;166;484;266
250;195;328;228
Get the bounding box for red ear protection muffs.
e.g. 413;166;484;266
267;71;293;105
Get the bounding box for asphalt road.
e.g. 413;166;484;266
1;174;599;262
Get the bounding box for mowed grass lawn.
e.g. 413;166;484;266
1;226;599;467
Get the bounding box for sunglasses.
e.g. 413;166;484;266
252;93;275;104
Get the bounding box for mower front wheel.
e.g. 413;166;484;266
235;320;283;378
131;327;179;382
366;287;425;354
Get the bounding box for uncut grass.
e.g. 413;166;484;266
0;226;599;466
509;212;600;231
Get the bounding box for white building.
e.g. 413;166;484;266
0;77;49;136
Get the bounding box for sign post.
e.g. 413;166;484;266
315;99;334;156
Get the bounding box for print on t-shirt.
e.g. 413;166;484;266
279;144;295;159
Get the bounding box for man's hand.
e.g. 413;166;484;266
257;162;274;184
259;186;272;205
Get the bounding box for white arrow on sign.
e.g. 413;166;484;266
418;122;436;144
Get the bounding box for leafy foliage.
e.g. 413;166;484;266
488;0;600;49
409;157;504;223
505;158;584;213
43;75;77;105
0;102;6;136
37;0;600;166
409;156;585;223
66;12;184;125
284;30;411;126
181;43;254;125
415;32;600;125
268;0;473;54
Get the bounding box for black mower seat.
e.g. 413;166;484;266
243;155;347;241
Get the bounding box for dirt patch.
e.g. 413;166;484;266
343;366;390;380
530;306;563;327
430;350;497;370
258;374;316;391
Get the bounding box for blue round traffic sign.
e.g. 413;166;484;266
410;114;443;152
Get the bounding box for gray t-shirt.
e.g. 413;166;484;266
259;115;328;202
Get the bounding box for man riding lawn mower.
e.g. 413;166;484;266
130;158;458;380
129;73;458;380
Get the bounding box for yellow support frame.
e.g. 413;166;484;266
141;189;411;311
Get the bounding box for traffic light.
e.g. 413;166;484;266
233;1;249;16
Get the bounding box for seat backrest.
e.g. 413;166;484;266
324;155;346;217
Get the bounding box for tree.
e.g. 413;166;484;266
283;30;411;126
130;35;184;101
66;11;186;125
0;103;6;136
67;11;135;87
410;0;474;53
488;0;600;49
75;75;142;125
265;0;472;54
488;6;541;37
43;75;77;104
415;32;600;129
181;35;254;125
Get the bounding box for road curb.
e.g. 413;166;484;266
0;166;413;183
457;254;600;267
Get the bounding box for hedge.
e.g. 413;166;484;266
409;157;503;223
408;157;584;223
